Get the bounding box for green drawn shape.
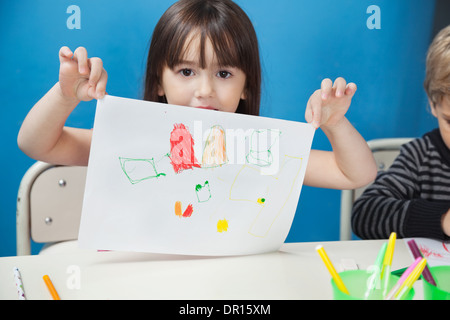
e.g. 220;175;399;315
119;157;166;184
246;129;281;167
195;181;211;203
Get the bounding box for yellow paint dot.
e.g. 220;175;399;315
257;198;266;204
217;219;228;233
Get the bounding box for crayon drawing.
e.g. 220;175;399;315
405;238;450;267
169;123;201;174
195;181;211;203
202;125;228;168
79;95;315;256
175;201;194;218
224;155;303;238
119;157;167;184
217;219;229;233
246;129;281;167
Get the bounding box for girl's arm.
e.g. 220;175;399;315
17;47;107;166
303;78;377;189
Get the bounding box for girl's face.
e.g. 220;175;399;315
158;33;247;113
432;95;450;149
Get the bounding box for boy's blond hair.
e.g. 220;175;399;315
424;25;450;107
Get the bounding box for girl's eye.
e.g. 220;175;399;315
217;71;231;79
180;68;194;77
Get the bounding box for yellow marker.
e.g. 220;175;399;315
43;275;60;300
381;232;396;278
316;245;350;295
393;258;427;300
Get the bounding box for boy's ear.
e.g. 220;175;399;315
429;98;438;118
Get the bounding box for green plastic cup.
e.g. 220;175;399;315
331;270;415;300
423;266;450;300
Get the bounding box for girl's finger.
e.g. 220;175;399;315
95;69;108;99
333;77;347;97
59;46;73;63
305;99;313;123
321;78;332;100
307;90;323;129
87;57;103;86
345;82;357;96
73;47;89;75
87;85;97;100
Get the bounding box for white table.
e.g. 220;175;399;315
0;240;422;300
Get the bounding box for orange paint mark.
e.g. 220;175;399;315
175;202;194;218
175;201;182;217
202;125;227;168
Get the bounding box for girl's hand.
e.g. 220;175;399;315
58;46;108;102
305;77;357;129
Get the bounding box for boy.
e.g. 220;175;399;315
352;25;450;240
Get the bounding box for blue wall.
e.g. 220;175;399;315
0;0;436;256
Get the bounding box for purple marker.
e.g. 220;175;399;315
407;239;437;286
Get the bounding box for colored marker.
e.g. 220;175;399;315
394;258;427;300
316;245;350;295
13;267;26;300
384;257;421;300
43;275;61;300
364;242;387;299
381;232;396;296
406;239;437;286
381;232;396;277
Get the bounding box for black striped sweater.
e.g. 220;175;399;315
351;128;450;240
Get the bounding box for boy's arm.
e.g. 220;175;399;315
303;78;377;189
351;142;450;240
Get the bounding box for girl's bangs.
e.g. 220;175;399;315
166;26;242;70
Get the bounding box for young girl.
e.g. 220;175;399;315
17;0;377;190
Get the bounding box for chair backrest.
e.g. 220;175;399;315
339;138;414;241
16;161;87;255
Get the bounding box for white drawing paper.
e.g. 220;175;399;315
405;238;450;267
78;95;315;255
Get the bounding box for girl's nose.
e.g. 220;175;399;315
195;75;214;98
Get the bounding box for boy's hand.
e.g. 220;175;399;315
58;46;107;102
305;77;357;129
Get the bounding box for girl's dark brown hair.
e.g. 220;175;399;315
143;0;261;116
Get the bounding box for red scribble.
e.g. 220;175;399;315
182;204;194;218
419;245;444;259
443;242;450;254
169;124;201;174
